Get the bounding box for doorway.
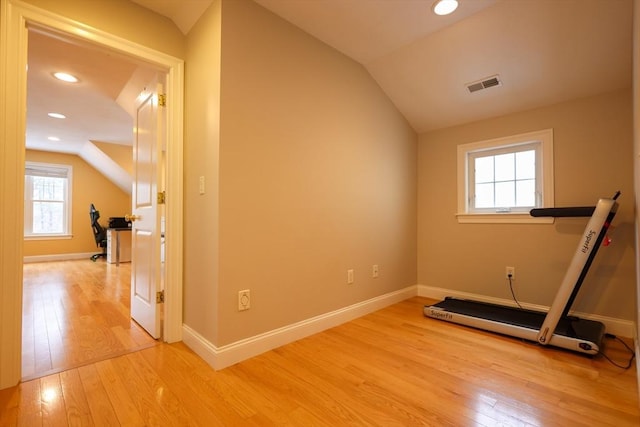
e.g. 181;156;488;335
0;0;184;388
22;27;165;380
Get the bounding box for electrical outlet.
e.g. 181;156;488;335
347;269;354;284
199;176;205;194
238;289;250;311
372;264;379;278
505;266;515;280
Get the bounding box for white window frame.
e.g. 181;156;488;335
457;129;554;224
24;161;73;239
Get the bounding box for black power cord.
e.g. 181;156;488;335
503;276;635;368
508;275;523;309
599;333;636;369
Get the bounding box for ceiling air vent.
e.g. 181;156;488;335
466;75;502;93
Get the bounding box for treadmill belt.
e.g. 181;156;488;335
430;297;577;335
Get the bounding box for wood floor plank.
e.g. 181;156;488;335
77;364;119;426
59;369;94;426
124;351;195;426
139;344;240;426
40;374;68;426
93;359;145;426
145;343;266;423
107;351;177;426
16;375;42;427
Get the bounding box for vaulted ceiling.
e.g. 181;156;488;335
139;0;633;133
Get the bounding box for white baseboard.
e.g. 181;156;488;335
182;285;418;370
418;284;637;338
182;283;637;371
23;252;97;263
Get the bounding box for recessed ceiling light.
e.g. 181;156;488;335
47;136;60;141
53;72;78;83
47;112;66;119
433;0;458;16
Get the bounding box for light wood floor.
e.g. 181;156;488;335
21;260;157;381
2;285;639;425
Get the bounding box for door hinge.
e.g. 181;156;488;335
156;290;165;303
157;191;166;204
158;93;166;107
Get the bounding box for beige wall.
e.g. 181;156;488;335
183;0;417;346
24;150;131;257
184;0;222;345
418;89;636;320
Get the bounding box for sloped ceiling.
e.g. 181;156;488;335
137;0;633;133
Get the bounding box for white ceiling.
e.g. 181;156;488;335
26;30;139;154
27;0;633;157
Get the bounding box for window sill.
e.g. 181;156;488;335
456;213;554;224
24;234;73;241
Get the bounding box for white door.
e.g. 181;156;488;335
129;82;164;339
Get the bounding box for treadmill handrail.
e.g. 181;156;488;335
530;206;595;217
536;197;618;345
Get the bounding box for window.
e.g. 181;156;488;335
457;129;554;224
24;162;72;237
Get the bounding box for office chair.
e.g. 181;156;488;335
90;203;107;261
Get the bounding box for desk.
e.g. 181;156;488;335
107;228;131;265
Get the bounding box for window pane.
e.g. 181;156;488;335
474;156;494;184
516;179;536;207
32;176;65;201
515;150;535;179
494;153;514;181
475;183;494;208
32;201;64;233
495;181;515;207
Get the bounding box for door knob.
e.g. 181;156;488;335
125;214;140;222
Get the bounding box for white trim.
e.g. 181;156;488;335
456;213;554;224
0;0;28;390
0;0;184;389
418;284;636;338
183;286;419;370
457;129;554;224
163;56;184;344
23;252;96;263
24;234;73;240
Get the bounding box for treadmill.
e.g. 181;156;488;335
424;192;620;355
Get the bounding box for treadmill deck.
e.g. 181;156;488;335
425;297;605;353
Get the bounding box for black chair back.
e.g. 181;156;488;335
90;204;107;252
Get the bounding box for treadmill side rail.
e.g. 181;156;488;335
424;304;601;355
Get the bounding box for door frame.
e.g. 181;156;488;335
0;0;184;389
